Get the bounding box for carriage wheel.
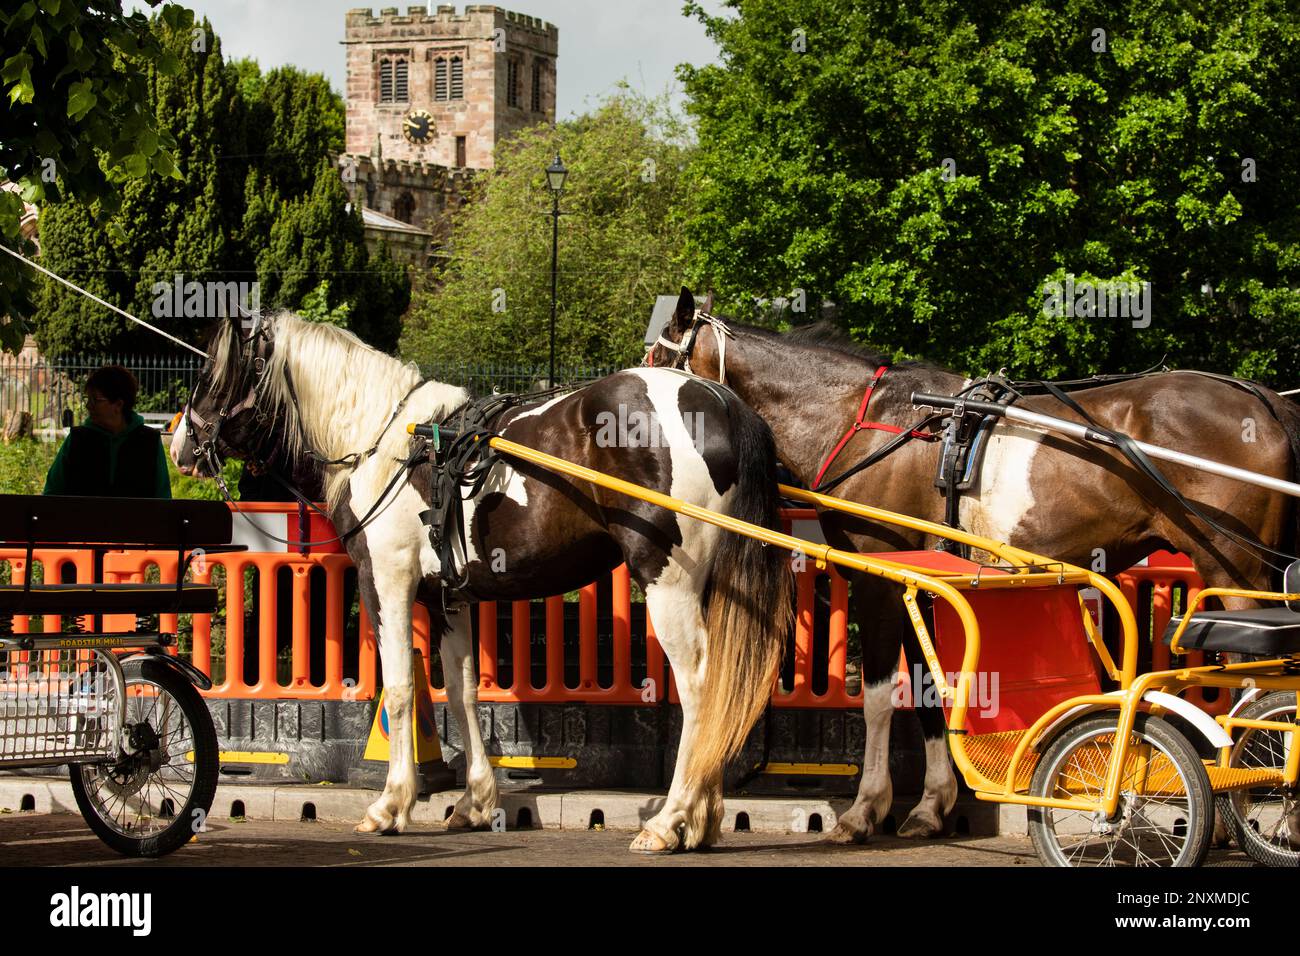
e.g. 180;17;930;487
69;658;218;858
1219;691;1300;868
1028;714;1213;867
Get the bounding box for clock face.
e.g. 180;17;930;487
403;109;435;145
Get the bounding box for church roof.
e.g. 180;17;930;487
361;205;431;236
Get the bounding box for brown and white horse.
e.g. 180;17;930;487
650;288;1300;844
173;311;792;852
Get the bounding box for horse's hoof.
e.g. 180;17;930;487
897;812;943;839
355;813;396;835
628;828;672;854
445;811;483;831
824;822;869;845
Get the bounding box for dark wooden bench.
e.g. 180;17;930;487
0;495;243;621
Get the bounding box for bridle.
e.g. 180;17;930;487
181;316;432;548
183;317;276;480
645;309;732;385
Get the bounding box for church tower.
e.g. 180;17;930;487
340;6;558;265
343;5;558;170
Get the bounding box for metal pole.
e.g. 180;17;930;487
549;192;558;388
912;392;1300;501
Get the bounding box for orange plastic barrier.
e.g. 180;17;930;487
1116;551;1227;715
96;549;379;700
465;565;667;704
0;505;1230;716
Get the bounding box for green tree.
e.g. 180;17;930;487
401;90;692;371
255;160;407;351
680;0;1300;383
0;1;190;351
30;198;122;351
248;66;345;200
37;13;245;353
33;18;406;353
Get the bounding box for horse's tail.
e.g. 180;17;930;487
685;399;793;795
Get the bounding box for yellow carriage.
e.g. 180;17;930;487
472;431;1300;867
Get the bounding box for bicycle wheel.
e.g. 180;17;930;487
69;657;218;857
1219;691;1300;867
1028;713;1213;867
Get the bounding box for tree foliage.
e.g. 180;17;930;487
256;161;406;350
0;0;190;351
401;91;692;371
680;0;1300;383
34;17;406;353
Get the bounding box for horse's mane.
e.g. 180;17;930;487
782;322;895;365
213;311;467;509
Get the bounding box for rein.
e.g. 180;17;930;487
1029;379;1297;572
185;319;433;549
812;366;940;490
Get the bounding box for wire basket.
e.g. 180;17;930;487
0;647;121;765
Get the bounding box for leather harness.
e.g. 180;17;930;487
812;366;941;489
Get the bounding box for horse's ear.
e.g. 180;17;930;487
199;317;229;355
227;306;261;342
671;287;695;331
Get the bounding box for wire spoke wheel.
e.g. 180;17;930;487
1220;691;1300;867
1028;714;1213;867
69;657;217;857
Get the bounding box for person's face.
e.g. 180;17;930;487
86;388;125;431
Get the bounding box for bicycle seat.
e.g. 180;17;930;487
1164;607;1300;656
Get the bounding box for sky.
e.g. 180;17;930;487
128;0;728;118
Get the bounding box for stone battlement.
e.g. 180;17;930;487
340;153;478;182
345;5;557;37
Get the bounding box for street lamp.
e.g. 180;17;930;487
545;153;567;387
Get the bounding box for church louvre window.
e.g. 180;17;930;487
507;58;520;108
395;60;408;100
435;58;447;100
450;56;463;99
379;56;409;103
531;59;543;112
434;55;464;101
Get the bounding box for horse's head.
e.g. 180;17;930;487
172;314;280;480
645;287;729;382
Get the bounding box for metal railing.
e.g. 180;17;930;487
0;353;205;430
0;352;617;433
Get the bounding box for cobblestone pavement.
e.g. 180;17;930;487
0;812;1259;866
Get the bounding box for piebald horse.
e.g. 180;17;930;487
650;288;1300;844
173;311;792;852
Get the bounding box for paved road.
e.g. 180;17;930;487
0;812;1261;866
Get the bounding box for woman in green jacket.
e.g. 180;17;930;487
44;365;172;499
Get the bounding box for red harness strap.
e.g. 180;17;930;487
813;366;937;488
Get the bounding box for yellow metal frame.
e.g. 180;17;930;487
414;429;1300;821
